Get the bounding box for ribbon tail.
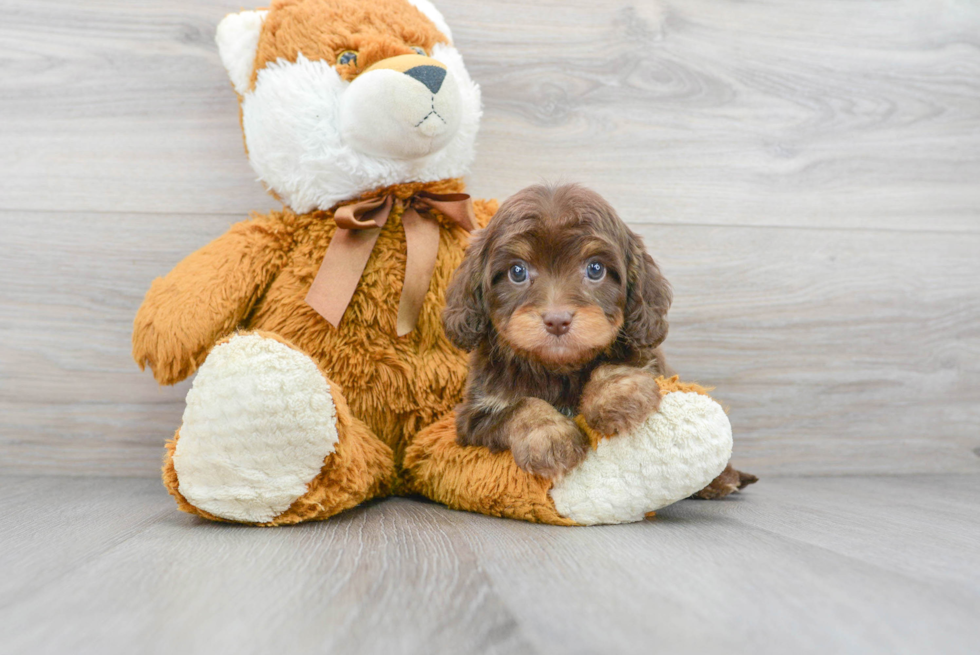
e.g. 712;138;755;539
397;207;442;336
306;226;383;328
415;192;477;232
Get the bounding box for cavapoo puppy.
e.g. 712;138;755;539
444;183;755;497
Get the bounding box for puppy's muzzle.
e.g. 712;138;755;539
341;54;461;160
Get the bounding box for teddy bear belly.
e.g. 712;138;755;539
244;273;468;465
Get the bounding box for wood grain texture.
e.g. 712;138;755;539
456;0;980;234
2;0;979;231
1;475;978;654
1;0;979;476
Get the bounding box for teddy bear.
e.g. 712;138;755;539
133;0;740;527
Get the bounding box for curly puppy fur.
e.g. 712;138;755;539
443;184;673;477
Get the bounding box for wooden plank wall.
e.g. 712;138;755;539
1;0;978;477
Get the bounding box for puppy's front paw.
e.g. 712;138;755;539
510;399;589;478
581;365;662;436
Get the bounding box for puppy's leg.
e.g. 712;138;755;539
508;399;591;478
581;364;662;436
457;397;588;478
691;464;759;499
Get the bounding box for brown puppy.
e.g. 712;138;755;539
443;183;672;477
444;183;757;496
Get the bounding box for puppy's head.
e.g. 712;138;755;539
444;184;672;367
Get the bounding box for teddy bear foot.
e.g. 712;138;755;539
549;380;733;525
405;377;734;526
162;332;394;526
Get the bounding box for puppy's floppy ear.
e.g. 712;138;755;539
623;230;672;348
443;230;490;351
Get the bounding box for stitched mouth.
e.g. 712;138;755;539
414;97;448;128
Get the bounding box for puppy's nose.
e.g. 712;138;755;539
404;65;446;94
543;311;574;336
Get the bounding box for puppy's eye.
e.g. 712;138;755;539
508;263;528;284
338;50;358;66
410;46;427;56
586;261;606;281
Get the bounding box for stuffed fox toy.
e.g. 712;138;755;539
133;0;737;526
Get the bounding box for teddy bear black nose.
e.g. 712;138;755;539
404;65;446;94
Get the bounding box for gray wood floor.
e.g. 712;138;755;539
1;0;979;478
0;474;977;655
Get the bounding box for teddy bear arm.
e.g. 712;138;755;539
132;218;293;385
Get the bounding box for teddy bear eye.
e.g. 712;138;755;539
338;50;358;66
410;46;427;56
508;263;528;284
586;261;606;281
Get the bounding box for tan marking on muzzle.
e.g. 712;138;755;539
364;53;447;74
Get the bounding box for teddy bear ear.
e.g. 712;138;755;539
215;10;268;96
405;0;453;43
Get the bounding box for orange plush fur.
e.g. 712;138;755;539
135;179;497;473
252;0;449;87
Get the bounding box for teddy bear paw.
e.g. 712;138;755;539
171;333;341;523
550;390;733;525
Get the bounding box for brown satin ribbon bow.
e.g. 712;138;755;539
305;190;477;336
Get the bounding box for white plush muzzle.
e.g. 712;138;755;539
341;62;462;159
